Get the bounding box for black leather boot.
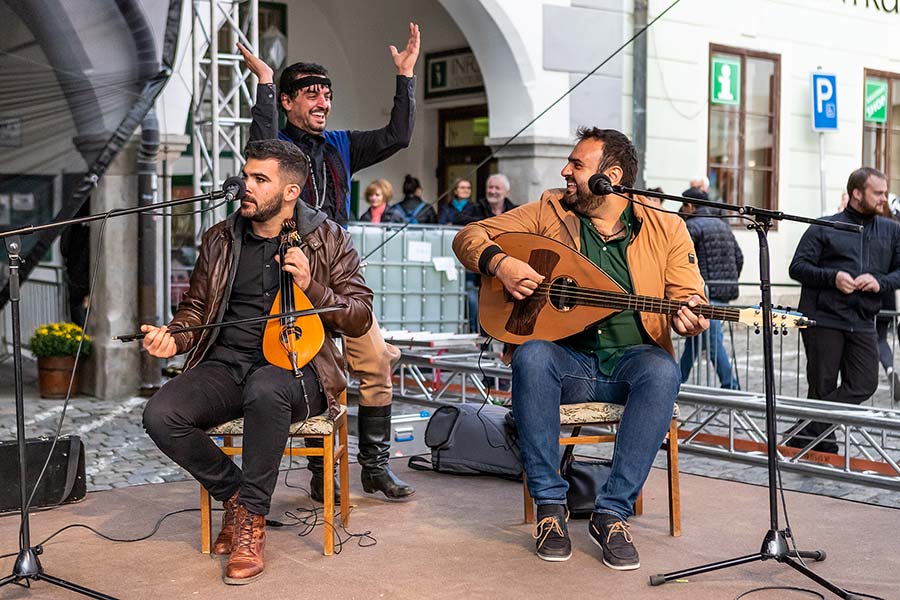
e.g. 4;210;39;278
305;438;340;504
357;405;415;499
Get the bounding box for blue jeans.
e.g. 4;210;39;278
679;301;739;389
511;341;680;521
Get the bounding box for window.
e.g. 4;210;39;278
707;45;780;210
862;69;900;196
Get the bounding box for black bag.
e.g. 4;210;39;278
408;403;522;480
560;445;611;519
0;435;86;513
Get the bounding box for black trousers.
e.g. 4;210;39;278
142;361;325;515
799;326;878;441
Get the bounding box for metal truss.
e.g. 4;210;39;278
191;0;258;234
392;350;900;492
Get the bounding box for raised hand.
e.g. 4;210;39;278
236;42;274;84
390;22;420;77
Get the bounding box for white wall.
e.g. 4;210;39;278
645;0;900;289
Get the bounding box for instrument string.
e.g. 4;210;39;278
525;282;740;320
535;283;740;316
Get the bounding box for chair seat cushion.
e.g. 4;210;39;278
559;402;679;425
206;405;345;436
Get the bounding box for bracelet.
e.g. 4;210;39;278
491;254;511;276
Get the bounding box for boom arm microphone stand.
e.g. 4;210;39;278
591;176;867;599
0;179;244;599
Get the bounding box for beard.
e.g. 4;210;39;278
562;178;605;214
242;191;284;223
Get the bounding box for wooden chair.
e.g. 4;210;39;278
522;402;681;537
199;391;350;556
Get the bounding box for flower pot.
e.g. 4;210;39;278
37;356;81;399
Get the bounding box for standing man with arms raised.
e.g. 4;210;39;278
788;167;900;453
453;128;708;569
238;23;420;501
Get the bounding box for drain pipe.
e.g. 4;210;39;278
632;0;648;188
137;108;163;394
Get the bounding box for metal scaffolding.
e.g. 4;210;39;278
191;0;258;233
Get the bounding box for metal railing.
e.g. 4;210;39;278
0;265;68;354
390;346;900;491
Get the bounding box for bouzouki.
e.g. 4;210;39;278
479;232;813;345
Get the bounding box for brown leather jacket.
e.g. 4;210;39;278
169;201;373;417
452;189;706;358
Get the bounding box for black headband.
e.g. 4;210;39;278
282;75;332;97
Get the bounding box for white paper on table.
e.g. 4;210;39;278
407;240;432;262
432;256;458;281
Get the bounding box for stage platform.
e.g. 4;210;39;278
0;461;896;600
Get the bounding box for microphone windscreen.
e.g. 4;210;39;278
223;175;247;200
588;173;613;196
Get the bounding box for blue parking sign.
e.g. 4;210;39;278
811;73;838;132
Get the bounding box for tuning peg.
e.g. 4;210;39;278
785;306;792;312
755;327;761;335
776;304;783;310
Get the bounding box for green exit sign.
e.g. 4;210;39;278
865;79;888;124
711;57;741;106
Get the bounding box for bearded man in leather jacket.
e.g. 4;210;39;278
141;140;372;585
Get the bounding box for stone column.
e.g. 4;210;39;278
84;138;140;399
486;136;573;204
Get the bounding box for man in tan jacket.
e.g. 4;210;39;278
453;128;708;570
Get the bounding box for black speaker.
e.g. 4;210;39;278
0;435;86;513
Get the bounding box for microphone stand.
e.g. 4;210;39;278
612;186;866;599
0;186;237;599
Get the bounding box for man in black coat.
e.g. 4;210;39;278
678;189;743;389
789;167;900;453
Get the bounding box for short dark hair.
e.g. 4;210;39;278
847;166;886;199
575;127;638;188
402;174;422;196
278;61;330;107
244;140;308;185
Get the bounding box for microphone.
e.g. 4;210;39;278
587;173;614;196
222;176;247;201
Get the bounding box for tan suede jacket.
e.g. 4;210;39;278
452;189;707;358
169;202;373;418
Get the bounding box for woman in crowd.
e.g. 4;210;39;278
437;178;474;225
359;178;404;223
393;174;437;224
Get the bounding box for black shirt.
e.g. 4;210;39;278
205;230;280;382
790;205;900;332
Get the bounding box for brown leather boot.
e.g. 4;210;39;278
212;491;239;555
224;505;266;585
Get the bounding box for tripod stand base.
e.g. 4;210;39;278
0;547;118;599
650;529;860;599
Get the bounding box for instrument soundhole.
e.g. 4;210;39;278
548;277;578;311
279;327;303;344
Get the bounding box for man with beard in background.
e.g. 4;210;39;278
453;127;707;570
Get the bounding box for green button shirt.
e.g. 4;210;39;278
562;202;650;376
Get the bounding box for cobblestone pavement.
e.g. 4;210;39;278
2;354;898;511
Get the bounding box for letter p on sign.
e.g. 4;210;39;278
812;72;838;132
